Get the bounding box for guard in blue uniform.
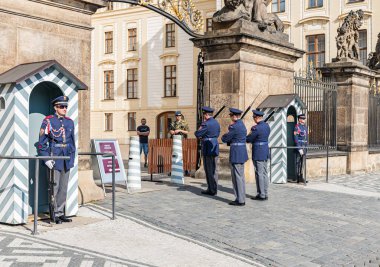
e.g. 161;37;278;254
221;108;248;206
195;106;220;196
294;114;308;183
38;96;76;224
246;110;271;201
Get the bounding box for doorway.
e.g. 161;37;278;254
286;106;297;182
156;111;175;139
28;82;62;214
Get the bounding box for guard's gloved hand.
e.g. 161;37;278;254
299;149;304;156
45;160;55;169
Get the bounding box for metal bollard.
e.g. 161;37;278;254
127;136;141;190
171;135;184;184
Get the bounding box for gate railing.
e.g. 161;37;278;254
294;76;337;147
368;90;380;148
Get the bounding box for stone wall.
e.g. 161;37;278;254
306;155;348;179
0;0;105;168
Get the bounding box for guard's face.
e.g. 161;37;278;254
230;113;239;122
54;105;68;116
299;118;306;124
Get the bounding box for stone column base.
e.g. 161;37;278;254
78;170;105;205
347;151;368;175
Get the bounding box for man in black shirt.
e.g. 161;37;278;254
137;118;150;167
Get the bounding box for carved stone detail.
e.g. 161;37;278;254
335;10;364;62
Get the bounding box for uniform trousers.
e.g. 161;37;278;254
203;156;218;194
253;160;268;198
296;152;305;182
50;168;71;218
230;163;246;203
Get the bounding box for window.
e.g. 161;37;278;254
347;0;364;3
309;0;323;8
306;34;325;68
127;68;138;99
0;97;5;111
358;30;367;65
206;18;213;32
164;65;176;97
105;31;113;54
272;0;285;12
128;28;137;51
128;112;136;131
104;70;114;100
105;113;113;131
165;23;175;48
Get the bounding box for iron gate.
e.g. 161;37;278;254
294;73;337;147
368;82;380;148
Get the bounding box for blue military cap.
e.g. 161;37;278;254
298;114;306;119
252;109;264;117
51;95;69;106
229;107;243;115
202;106;214;113
175;111;182;116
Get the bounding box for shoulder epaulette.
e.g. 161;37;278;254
45;115;53;119
64;116;73;121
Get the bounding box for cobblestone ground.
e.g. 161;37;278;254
97;171;380;267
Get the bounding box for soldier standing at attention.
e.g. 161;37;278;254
294;114;308;183
169;111;189;139
195;106;220;196
38;96;76;224
221;108;248;206
246;110;271;201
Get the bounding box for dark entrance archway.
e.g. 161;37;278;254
28;81;62;214
286;106;297;182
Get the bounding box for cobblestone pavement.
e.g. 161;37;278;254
97;173;380;267
314;172;380;193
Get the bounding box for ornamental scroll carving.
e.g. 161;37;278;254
335;10;364;61
212;0;284;33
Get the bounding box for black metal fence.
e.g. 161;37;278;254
294;75;337;147
368;88;380;148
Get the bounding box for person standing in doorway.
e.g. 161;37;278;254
221;108;248;206
137;118;150;168
246;109;271;201
294;114;308;183
169;111;189;139
195;106;220;196
38;95;75;224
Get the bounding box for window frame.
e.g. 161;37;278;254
128;112;137;131
306;34;325;68
104;70;114;100
165;23;175;48
308;0;323;9
105;113;113;131
127;68;138;99
272;0;285;13
105;31;113;54
358;29;367;65
128;28;137;51
164;65;177;97
206;18;213;32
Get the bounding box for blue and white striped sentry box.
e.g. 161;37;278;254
0;60;87;224
171;135;184;185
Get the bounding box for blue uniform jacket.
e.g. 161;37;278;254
221;120;248;164
294;123;308;151
246;121;271;161
194;117;220;156
38;114;76;171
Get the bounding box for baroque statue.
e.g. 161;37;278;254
335;9;364;61
367;33;380;70
212;0;284;33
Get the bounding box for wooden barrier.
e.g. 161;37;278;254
148;138;198;178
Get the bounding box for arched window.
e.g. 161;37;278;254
0;97;5;111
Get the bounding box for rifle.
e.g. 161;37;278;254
241;90;263;119
48;138;56;223
264;110;275;122
213;105;226;119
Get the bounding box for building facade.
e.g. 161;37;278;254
91;1;216;158
91;0;379;159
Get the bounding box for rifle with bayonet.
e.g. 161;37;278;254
48;138;56;223
241;90;262;120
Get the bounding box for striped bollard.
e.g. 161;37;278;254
171;135;184;184
127;136;141;190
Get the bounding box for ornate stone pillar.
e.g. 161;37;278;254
192;19;304;182
320;60;378;174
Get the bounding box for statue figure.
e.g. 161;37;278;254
335;9;364;61
213;0;284;33
367;33;380;70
